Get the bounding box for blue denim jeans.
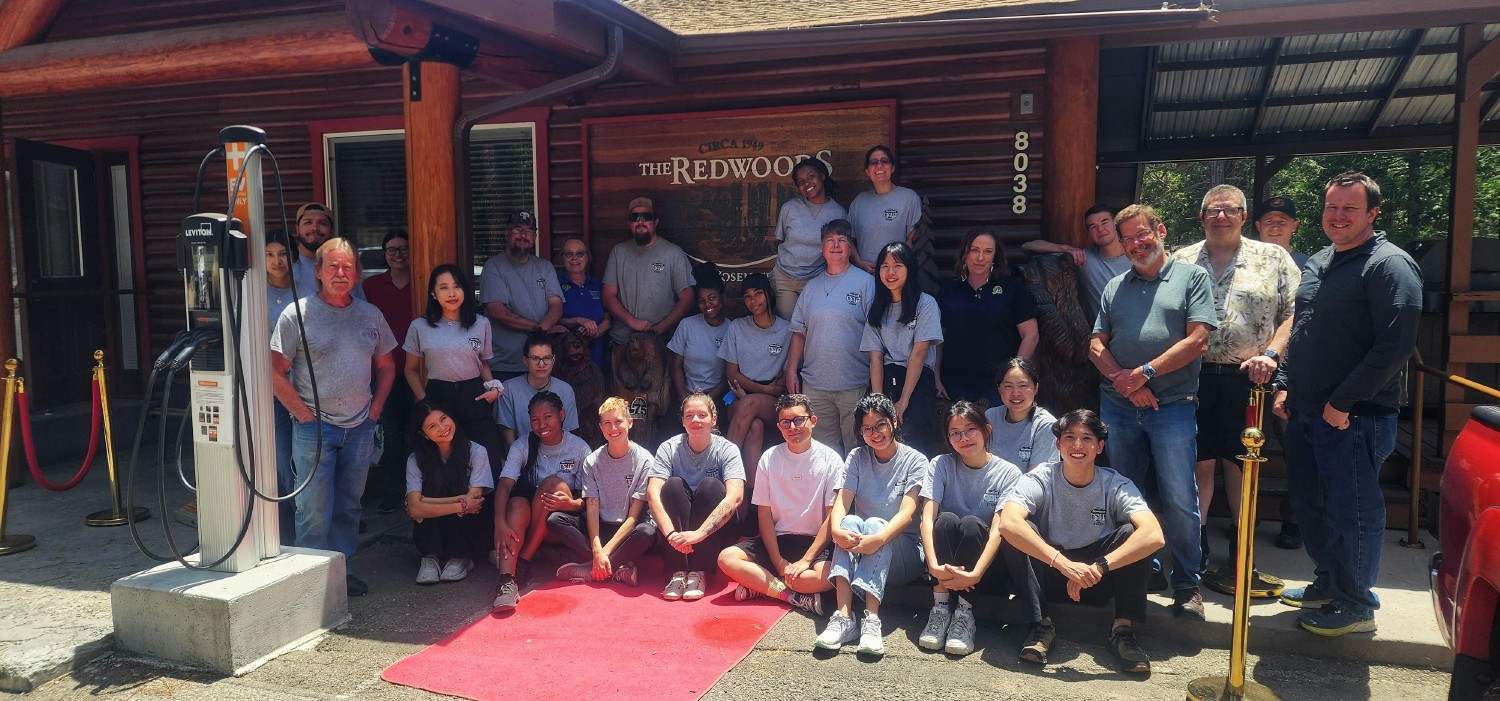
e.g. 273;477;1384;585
1283;409;1395;616
274;399;295;546
291;418;376;572
1100;397;1202;591
828;515;924;603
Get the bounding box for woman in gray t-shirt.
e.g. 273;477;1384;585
983;358;1060;472
721;273;792;482
404;401;494;585
815;394;926;658
772;158;848;319
860;243;943;456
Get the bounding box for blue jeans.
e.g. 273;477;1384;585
275;399;295;546
1100;397;1202;591
291;418;376;572
828;515;924;603
1283;409;1394;616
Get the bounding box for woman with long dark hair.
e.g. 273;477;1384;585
860;242;943;455
771;157;847;319
934;228;1038;406
405;401;493;584
848;145;922;274
984;357;1059;472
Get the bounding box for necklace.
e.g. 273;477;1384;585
687;439;710;472
804;197;828;219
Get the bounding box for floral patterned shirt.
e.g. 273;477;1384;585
1171;237;1298;364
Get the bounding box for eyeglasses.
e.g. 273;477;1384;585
1202;206;1245;218
867;158;892;166
628;212;654;222
776;416;811;430
947;427;982;442
859;421;894;436
525;355;555;364
384;246;409;255
561;251;587;258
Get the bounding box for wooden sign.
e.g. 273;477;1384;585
582;100;896;282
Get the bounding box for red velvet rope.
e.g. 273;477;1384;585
16;378;102;491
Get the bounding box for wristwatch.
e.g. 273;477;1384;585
1261;349;1280;362
1140;363;1156;380
1095;556;1111;575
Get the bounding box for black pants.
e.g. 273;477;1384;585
378;378;415;502
546;511;659;565
426;376;506;551
1027;523;1149;622
412;511;487;561
882;363;938;457
931;512;1032;599
657;475;742;572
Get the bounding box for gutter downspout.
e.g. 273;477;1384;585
453;24;624;262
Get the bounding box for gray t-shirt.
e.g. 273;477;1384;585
581;442;654;524
646;433;746;490
1093;258;1217;406
774;197;848;280
789;267;876;391
1004;462;1150;550
402;316;493;382
984;406;1060;472
848;186;922;264
838;443;928;535
753;441;845;536
268;283;294;331
404;441;496;495
271;294;396;428
1079;247;1132;317
602;237;696;344
718;315;792;384
479;254;564;374
922;453;1022;521
667;314;729;392
495;376;580;439
859;292;943;370
500;432;592;492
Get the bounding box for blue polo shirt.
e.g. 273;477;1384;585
1093;257;1217;407
559;272;607;367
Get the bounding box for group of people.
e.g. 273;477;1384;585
262;150;1420;672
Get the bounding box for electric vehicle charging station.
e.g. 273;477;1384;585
111;127;349;675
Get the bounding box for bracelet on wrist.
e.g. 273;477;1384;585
1049;550;1062;568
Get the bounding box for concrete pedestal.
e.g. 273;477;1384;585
111;547;349;675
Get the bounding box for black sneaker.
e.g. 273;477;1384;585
346;574;369;597
492;574;520;611
515;558;532;587
1109;625;1150;673
1019;620;1056;664
1275;523;1302;550
1172;587;1206;620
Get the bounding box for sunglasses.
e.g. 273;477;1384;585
628;212;655;222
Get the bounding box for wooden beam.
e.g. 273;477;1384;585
1448;336;1500;364
1248;38;1284;143
0;13;372;98
1444;23;1483;443
404;59;460;321
1368;28;1429;137
1464;33;1500;99
1097;123;1500;163
346;0;580;91
1044;35;1098;249
0;0;64;52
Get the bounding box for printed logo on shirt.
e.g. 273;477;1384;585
1019;445;1032;462
768;343;783;356
469;337;482;352
992;287;1004;295
846;292;862;306
535;277;547;288
589;290;601;300
559;458;578;474
707;465;721;479
1090;507;1107;525
714;338;722;348
652;262;666;273
562;282;574;292
906;318;917;330
362;328;379;344
882;208;898;221
983;487;1002;505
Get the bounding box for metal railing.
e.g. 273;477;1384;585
1405;349;1500;547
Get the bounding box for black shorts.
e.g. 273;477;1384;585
731;534;832;568
1195;368;1253;463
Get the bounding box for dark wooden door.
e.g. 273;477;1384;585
13;138;108;409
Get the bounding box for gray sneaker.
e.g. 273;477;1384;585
787;592;823;616
492;574;520;611
613;562;638;587
944;605;977;656
858;612;885;657
415;556;441;585
555;561;591;583
814;611;857;649
918;603;950;650
438;558;472;582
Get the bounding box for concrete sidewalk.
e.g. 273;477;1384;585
0;454;1450;693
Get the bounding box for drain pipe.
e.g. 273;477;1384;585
453;24;624;261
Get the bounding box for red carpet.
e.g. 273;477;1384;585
381;564;790;700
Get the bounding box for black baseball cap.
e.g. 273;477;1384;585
1258;197;1297;220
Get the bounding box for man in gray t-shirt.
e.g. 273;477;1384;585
270;240;395;594
1021;205;1130;318
602;197;696;345
1088;204;1216;613
480;211;563;377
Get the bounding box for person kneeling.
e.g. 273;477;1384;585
554;397;658;587
917;401;1028;656
407;402;492;585
491;391;591;611
998;409;1165;673
718;393;840;615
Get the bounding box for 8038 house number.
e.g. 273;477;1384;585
1011;131;1029;215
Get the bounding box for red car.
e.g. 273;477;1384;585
1432;405;1500;700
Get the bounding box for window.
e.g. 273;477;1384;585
323;124;537;272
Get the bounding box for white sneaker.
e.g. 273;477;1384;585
682;571;706;601
858;612;885;656
815;611;858;649
439;558;473;582
416;556;440;585
944;605;977;656
663;571;688;600
918;603;950;650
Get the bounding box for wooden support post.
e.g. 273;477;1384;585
0;0;65;52
1044;36;1099;249
1252;155;1292;214
0;101;20;489
403;59;461;320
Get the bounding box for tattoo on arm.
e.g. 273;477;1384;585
700;500;737;536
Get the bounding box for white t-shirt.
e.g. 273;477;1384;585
753;441;845;536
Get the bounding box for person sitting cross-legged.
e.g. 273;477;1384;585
552;397;659;587
717;393;840;615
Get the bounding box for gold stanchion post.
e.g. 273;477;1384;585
85;350;150;527
1187;383;1280;701
0;359;38;555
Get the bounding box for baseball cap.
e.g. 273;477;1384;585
1258;196;1297;220
509;211;536;229
628;196;654;213
741;272;773;298
296;202;333;225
